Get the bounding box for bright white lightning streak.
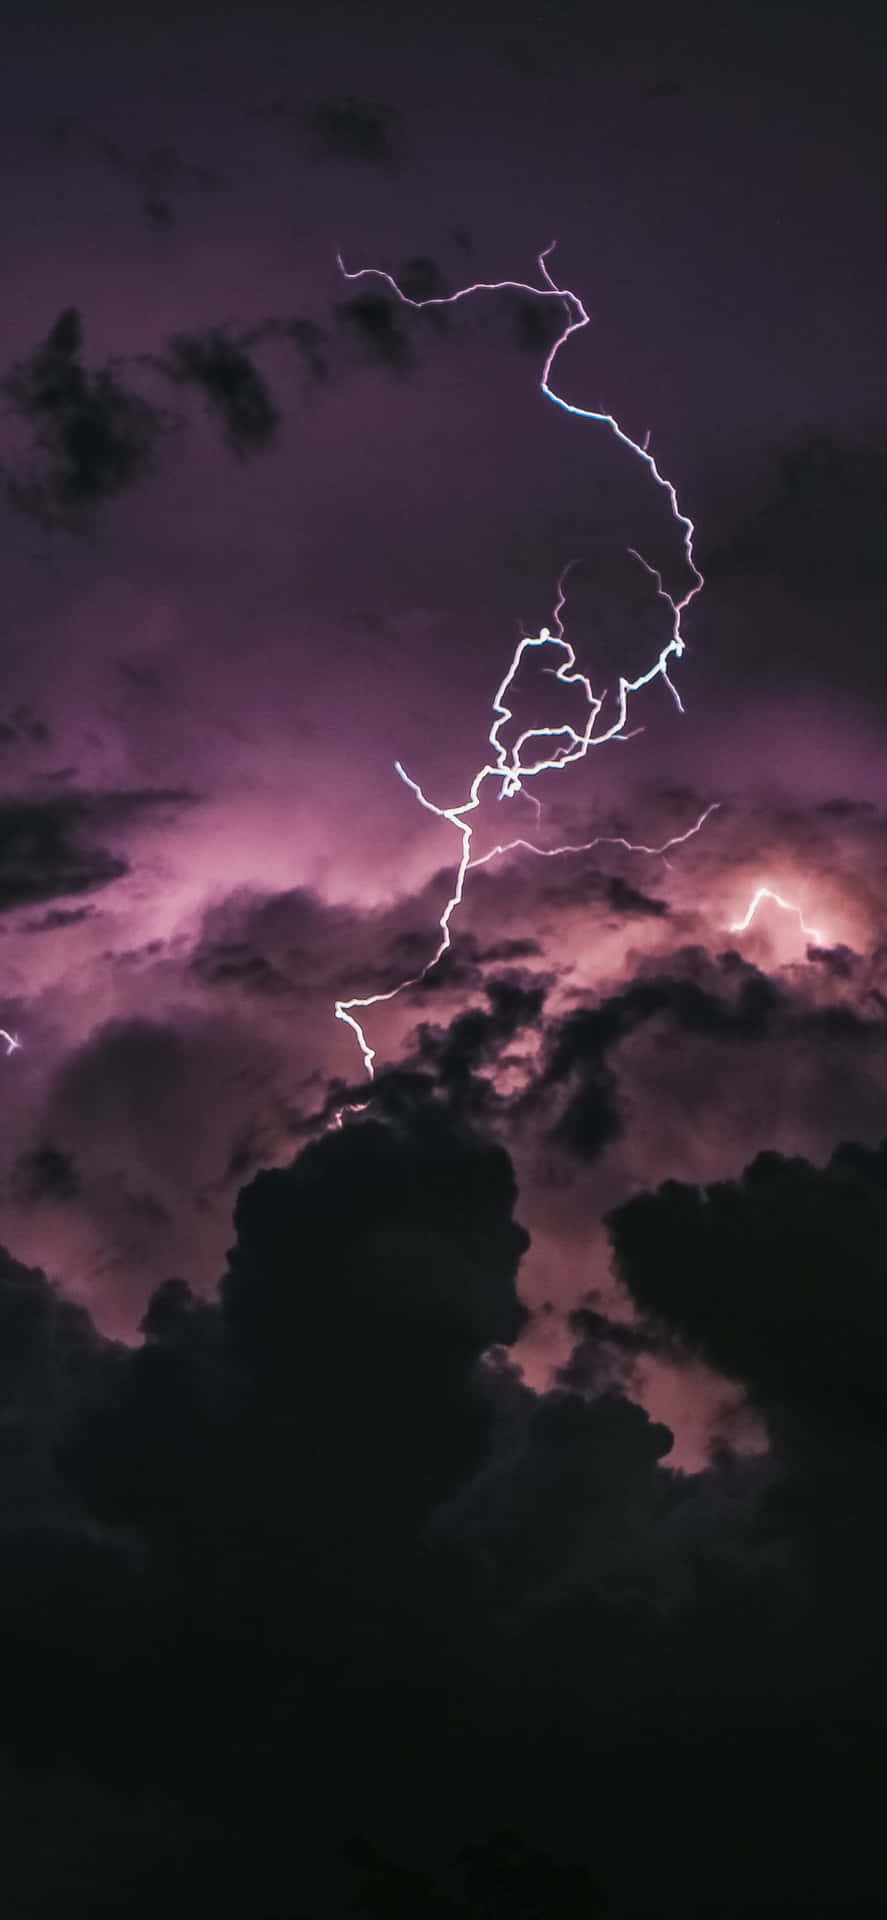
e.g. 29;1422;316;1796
1;1031;20;1057
730;887;825;949
334;247;707;1080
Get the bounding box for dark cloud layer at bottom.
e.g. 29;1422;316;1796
0;1076;884;1914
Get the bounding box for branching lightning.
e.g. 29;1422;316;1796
1;1031;21;1057
730;887;825;949
468;801;722;876
334;246;711;1080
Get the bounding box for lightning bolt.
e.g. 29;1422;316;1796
1;1031;21;1057
729;887;825;949
334;245;710;1081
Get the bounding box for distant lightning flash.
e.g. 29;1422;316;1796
730;887;825;949
1;1031;20;1057
334;246;709;1080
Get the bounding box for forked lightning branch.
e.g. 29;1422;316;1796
333;245;709;1080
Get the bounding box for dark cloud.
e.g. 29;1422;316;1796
0;1243;105;1413
34;115;223;197
602;873;669;918
3;308;172;521
143;196;174;230
188;882;534;1051
475;935;543;964
0;254;565;526
252;90;405;171
536;862;669;918
0;797;125;911
602;1134;887;1829
0;789;192;913
190;881;355;999
531;946;887;1162
558;1299;653;1396
544;1055;620;1162
395;256;450;303
546;957;784;1072
817;796;878;817
512;297;566;355
306;94;401;168
222;1105;529;1387
336;291;414;372
334;925;484;1005
14;999;315;1319
10;1144;81;1206
190;937;293;995
0;1088;883;1908
608;1137;887;1445
282;312;330;379
414;974;546;1119
56;1100;530;1562
161;328;279;455
0;705;51;750
22;904;96;933
437;1380;673;1617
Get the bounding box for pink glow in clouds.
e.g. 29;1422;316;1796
730;884;826;949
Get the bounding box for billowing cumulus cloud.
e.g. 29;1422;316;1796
0;1094;883;1908
608;1139;887;1444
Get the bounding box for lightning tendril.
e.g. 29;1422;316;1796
334;245;711;1080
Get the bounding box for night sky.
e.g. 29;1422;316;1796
1;0;886;1913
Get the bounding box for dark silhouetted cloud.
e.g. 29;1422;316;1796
0;789;192;913
161;329;279;455
608;1137;887;1444
395;256;451;303
0;1083;883;1909
3;309;172;521
336;292;414;372
0;705;51;750
306;94;401;167
414;974;546;1120
11;1144;81;1206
